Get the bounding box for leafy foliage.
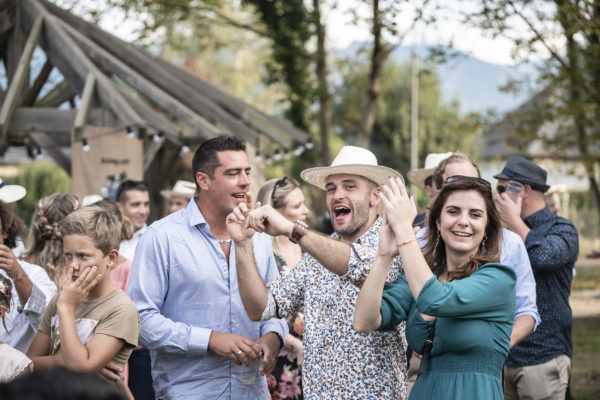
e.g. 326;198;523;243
6;161;71;226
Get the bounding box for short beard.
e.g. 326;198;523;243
332;193;371;240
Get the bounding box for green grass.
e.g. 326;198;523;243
572;316;600;400
572;266;600;291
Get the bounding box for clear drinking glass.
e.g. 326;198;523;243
505;180;524;202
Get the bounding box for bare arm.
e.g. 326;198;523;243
382;177;435;299
27;331;65;370
233;238;269;321
510;315;535;348
353;254;393;332
0;245;32;305
245;204;352;275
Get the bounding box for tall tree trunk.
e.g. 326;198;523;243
357;0;385;148
313;0;330;166
557;0;600;226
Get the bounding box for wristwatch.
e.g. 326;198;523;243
289;219;308;244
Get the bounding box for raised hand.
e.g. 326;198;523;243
227;201;256;242
377;212;399;258
245;204;294;237
380;176;418;239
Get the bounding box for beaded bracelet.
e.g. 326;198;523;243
397;238;417;248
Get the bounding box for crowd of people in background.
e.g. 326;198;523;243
0;135;580;400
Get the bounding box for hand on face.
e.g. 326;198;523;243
58;266;103;310
379;176;418;238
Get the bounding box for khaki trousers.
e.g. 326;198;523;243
503;354;571;400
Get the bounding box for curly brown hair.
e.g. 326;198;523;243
0;201;26;249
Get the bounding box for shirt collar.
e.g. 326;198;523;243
185;196;208;229
330;215;383;244
525;205;553;227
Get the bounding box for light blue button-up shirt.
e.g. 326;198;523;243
127;199;288;400
416;227;540;329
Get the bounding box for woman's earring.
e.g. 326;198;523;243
481;235;488;255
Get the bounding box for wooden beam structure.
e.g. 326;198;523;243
0;14;42;138
59;20;219;142
28;130;70;174
21;0;147;133
22;58;53;106
73;73;95;142
35;80;76;107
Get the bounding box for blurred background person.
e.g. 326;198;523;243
160;180;196;214
115;180;150;261
256;177;308;399
0;179;27;257
0;201;56;354
0;274;34;383
21;194;80;286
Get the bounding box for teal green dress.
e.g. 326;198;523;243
379;263;516;400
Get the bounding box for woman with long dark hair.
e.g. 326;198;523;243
354;176;516;399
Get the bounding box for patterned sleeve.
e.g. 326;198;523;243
525;219;579;272
345;243;403;285
267;253;309;319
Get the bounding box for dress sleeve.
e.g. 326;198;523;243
405;309;435;354
415;263;516;321
379;276;414;332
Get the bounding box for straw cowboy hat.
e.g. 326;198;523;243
406;152;453;189
0;179;26;203
301;146;403;190
160;180;196;200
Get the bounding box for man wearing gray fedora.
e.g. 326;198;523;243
494;156;579;400
227;146;409;399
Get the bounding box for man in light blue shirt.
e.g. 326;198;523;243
127;136;288;400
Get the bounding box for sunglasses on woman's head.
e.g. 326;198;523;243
444;175;491;188
271;177;289;201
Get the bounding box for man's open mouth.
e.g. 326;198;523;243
333;205;351;218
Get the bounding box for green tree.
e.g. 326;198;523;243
461;0;600;221
333;58;480;177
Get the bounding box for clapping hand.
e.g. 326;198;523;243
380;176;418;238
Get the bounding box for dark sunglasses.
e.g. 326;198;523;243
271;177;289;201
444;175;491;188
496;185;506;194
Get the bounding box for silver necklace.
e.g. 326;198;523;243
217;238;232;244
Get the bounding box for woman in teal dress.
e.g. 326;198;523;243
354;175;516;400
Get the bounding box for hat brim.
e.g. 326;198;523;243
493;173;550;192
406;168;435;189
301;164;404;190
0;185;26;203
160;190;194;200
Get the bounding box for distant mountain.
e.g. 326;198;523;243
345;43;543;116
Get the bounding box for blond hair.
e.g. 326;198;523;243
60;206;123;255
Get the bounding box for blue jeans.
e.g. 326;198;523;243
128;347;155;400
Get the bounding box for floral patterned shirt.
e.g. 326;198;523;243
267;217;407;399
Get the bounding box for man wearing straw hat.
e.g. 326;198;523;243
160;180;196;214
227;146;409;399
406;152;452;228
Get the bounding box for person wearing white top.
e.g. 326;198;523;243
116;180;150;261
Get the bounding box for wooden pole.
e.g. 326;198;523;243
0;15;42;138
73;72;95;141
